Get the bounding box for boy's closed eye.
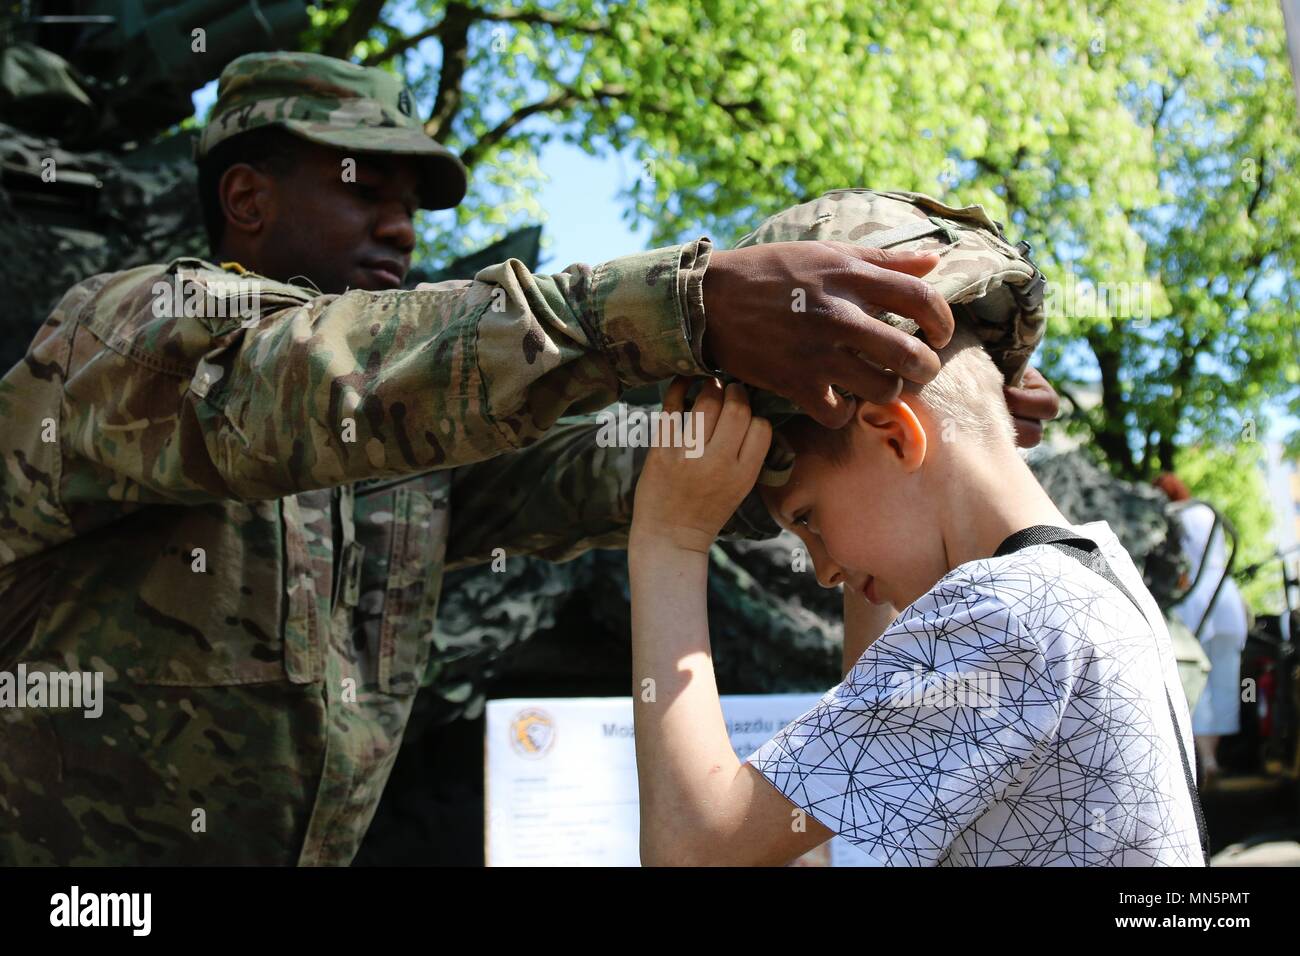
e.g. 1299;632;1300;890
789;503;821;534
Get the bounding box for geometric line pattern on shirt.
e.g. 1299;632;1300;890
748;534;1205;867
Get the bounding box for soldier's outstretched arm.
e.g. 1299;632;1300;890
442;413;647;570
19;245;710;507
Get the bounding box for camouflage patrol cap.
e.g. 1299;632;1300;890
196;51;467;210
719;187;1048;539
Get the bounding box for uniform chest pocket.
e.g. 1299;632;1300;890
128;498;320;686
354;474;450;696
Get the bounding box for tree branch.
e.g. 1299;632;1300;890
1158;319;1198;474
1151;78;1184;132
425;1;475;142
366;2;610;67
371;3;756;155
470;5;609;35
1244;152;1268;220
458;83;629;168
974;148;1035;228
365;18;448;66
1084;327;1138;477
322;0;389;60
1055;381;1103;436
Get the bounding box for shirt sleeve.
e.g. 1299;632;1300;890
48;243;711;507
746;590;1066;866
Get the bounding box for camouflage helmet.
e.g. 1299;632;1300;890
196;51;467;210
719;187;1048;539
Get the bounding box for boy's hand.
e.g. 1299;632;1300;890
630;377;772;555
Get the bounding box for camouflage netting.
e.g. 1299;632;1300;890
1;0;308;371
0;121;207;372
1027;447;1190;608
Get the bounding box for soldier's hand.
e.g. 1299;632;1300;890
700;241;954;428
1003;366;1060;449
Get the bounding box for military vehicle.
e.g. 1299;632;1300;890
0;0;310;372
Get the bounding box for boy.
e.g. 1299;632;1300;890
627;324;1208;867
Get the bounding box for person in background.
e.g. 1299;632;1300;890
1155;473;1251;789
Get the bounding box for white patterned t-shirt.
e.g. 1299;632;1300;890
747;521;1205;867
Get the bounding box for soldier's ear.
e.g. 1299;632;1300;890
218;163;275;241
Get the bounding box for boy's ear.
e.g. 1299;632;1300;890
858;399;926;472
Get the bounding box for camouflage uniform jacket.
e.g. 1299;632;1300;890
0;242;711;864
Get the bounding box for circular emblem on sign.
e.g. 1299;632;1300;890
509;707;556;758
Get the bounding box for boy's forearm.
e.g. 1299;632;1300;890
628;537;743;864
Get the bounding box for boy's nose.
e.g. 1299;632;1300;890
817;566;845;589
809;541;845;588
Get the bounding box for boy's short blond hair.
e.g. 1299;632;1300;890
780;326;1016;462
907;325;1017;448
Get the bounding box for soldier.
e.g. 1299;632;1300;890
0;52;1056;865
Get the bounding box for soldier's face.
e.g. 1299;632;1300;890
254;145;421;294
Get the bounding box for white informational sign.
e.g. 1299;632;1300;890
485;694;878;867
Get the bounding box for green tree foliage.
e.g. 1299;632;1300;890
303;0;1298;517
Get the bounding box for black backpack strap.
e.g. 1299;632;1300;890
995;525;1212;865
